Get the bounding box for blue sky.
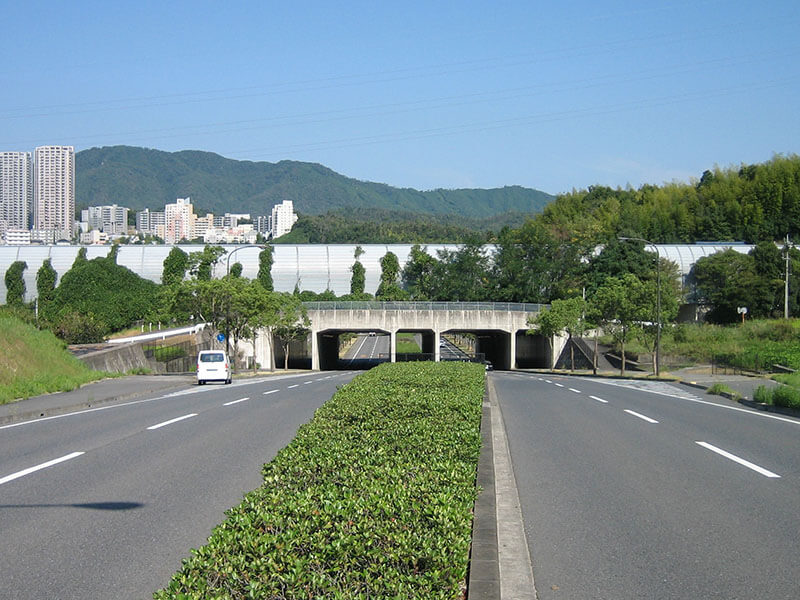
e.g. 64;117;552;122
1;1;798;195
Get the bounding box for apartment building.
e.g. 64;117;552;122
271;200;298;239
0;151;33;241
136;208;166;238
33;145;75;241
81;204;129;234
164;197;195;244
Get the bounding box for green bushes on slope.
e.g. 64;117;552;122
0;313;106;404
155;361;485;599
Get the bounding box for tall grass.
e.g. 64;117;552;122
0;315;107;404
664;320;800;370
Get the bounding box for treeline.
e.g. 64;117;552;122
541;154;800;244
274;209;529;244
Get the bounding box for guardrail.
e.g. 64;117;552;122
304;301;546;312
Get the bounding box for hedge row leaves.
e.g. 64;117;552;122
155;361;485;599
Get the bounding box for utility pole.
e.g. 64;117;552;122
785;234;792;319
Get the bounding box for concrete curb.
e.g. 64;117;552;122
468;391;501;598
676;380;800;419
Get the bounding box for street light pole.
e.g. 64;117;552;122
619;237;661;377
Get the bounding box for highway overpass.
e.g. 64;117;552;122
300;301;557;371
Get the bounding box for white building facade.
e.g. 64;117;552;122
0;151;33;241
270;200;298;239
33;145;75;242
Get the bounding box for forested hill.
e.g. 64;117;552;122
75;146;553;218
538;154;800;244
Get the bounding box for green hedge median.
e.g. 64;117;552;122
155;361;485;599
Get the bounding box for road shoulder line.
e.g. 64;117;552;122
488;376;538;599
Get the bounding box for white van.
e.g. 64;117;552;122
197;350;232;385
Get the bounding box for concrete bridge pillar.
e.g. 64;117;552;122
434;330;441;362
510;330;517;369
390;330;396;363
311;329;319;371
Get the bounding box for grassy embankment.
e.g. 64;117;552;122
0;313;107;404
155;361;485;599
396;333;422;353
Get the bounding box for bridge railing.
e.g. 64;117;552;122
303;301;546;312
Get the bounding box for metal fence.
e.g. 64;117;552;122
304;301;545;312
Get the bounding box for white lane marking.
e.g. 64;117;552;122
590;395;609;404
569;388;581;393
0;452;85;486
288;384;299;389
554;383;564;388
696;442;781;478
303;381;313;385
263;390;278;395
147;413;197;430
624;409;659;424
223;397;249;406
545;380;552;384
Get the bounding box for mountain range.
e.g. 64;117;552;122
75;146;553;219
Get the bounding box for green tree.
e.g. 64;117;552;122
188;245;225;280
229;262;243;278
4;261;27;307
493;221;585;303
36;259;58;321
52;255;159;335
431;235;492;301
272;293;310;370
376;251;407;300
161;247;189;286
72;247;88;267
589;274;647;375
257;245;274;290
401;244;437;300
691;249;773;323
527;296;585;370
350;260;366;296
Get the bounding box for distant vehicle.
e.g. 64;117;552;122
483;360;494;371
197;350;232;385
368;331;376;336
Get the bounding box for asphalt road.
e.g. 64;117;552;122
492;371;800;600
0;371;357;600
341;333;389;368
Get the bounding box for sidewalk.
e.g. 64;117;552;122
0;369;316;426
0;375;194;426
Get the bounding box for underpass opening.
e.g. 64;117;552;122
317;329;391;370
393;329;435;362
442;330;510;370
516;330;550;369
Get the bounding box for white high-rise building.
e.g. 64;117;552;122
164;197;195;244
270;200;298;239
0;152;33;240
33;145;75;241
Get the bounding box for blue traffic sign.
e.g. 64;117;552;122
216;333;226;342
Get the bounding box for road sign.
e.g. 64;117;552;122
217;333;225;342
